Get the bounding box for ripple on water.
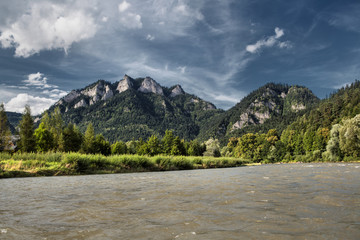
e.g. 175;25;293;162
0;163;359;239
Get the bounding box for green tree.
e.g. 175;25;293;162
0;103;12;152
34;122;54;152
111;141;127;155
18;105;36;152
203;138;221;157
82;123;96;154
303;130;315;153
313;128;329;152
339;114;360;157
126;139;138;154
50;107;64;150
323;124;342;161
162;130;174;155
94;134;111;155
170;136;186;156
145;135;161;156
187;140;204;156
234;133;258;159
59;124;83;152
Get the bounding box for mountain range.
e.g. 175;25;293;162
40;75;319;143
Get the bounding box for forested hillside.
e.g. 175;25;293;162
197;83;319;143
49;75;223;142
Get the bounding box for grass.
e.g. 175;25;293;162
0;152;251;178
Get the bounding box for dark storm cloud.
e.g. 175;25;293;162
0;0;359;114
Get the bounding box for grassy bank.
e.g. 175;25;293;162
0;152;252;178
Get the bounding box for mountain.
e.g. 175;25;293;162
197;83;319;143
50;75;223;142
282;81;360;140
5;111;23;133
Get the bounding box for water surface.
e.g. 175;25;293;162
1;163;359;239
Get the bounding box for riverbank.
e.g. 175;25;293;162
0;152;252;178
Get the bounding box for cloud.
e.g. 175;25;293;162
42;89;68;99
0;2;98;57
23;72;54;89
246;27;291;53
3;72;68;114
328;4;360;33
5;93;57;115
118;1;131;12
146;34;155;41
177;66;186;74
118;2;142;29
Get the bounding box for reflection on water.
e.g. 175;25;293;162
1;163;359;239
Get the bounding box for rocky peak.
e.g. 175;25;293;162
117;75;134;93
138;77;164;95
81;80;113;105
169;84;185;97
63;90;80;103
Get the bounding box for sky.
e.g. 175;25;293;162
0;0;359;115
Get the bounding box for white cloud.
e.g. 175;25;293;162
246;27;291;53
119;13;142;29
274;27;284;38
118;1;131;12
117;0;142;29
42;89;68;99
102;16;108;22
278;41;292;49
0;2;98;57
146;34;155;41
23;72;54;89
6;93;57;115
177;66;186;74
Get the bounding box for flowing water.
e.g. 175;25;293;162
1;163;359;239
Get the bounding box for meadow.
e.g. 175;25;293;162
0;152;252;178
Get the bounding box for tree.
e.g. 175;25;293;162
50;107;64;150
82;123;96;154
59;124;83;152
19;105;36;152
94;134;111;155
187;140;205;156
233;133;258;159
313;128;329;152
145;135;161;156
323;124;342;161
203;138;221;157
34;122;54;152
0;103;12;152
339;114;360;157
162;130;174;155
111;141;127;155
170;136;186;156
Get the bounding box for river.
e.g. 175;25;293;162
1;163;359;239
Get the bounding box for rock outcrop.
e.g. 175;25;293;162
138;77;164;95
170;85;185;97
74;99;88;109
117;75;133;93
81;81;113;105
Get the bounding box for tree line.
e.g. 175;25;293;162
1;99;359;162
0;105;211;156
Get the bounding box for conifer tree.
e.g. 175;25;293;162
162;130;174;155
34;122;54;152
50;107;64;150
0;103;12;152
146;135;161;156
83;123;96;154
94;134;111;155
111;141;127;155
19;105;36;152
60;124;83;152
